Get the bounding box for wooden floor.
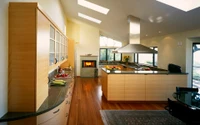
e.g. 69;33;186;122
68;77;167;125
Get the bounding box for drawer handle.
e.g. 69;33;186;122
53;109;60;114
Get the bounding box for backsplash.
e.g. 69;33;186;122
48;69;58;83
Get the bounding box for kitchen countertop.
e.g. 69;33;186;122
0;71;73;123
101;68;188;75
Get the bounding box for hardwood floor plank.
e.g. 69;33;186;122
68;77;167;125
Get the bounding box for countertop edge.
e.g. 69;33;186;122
0;89;66;123
101;68;188;75
0;71;74;123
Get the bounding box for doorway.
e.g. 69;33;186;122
192;43;200;88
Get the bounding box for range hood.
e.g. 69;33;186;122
116;15;157;53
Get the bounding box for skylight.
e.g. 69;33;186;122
156;0;200;12
78;0;109;14
78;13;101;24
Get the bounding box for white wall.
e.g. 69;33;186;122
0;0;66;122
67;19;100;76
76;23;100;76
0;1;8;122
141;29;200;86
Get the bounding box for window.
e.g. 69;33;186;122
192;43;200;88
115;53;121;61
99;36;122;62
99;48;122;62
134;47;158;66
100;49;106;61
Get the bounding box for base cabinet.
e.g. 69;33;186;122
101;69;188;101
107;74;124;100
125;75;146;101
37;102;63;125
7;79;74;125
38;80;74;125
8;117;37;125
101;71;108;98
146;75;167;101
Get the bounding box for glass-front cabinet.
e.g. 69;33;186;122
49;25;68;66
56;31;60;62
50;25;55;66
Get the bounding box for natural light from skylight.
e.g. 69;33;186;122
156;0;200;12
100;36;122;47
78;0;109;14
78;13;101;24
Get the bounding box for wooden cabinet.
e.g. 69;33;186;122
8;2;72;125
146;75;187;101
146;75;167;101
37;79;74;125
101;70;188;101
8;2;49;112
8;117;37;125
124;75;145;101
37;102;63;125
64;80;74;124
49;26;68;66
165;75;187;99
107;74;124;100
101;70;108;98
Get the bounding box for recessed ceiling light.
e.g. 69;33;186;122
156;0;200;12
159;31;162;33
78;13;102;24
146;34;148;36
78;0;109;14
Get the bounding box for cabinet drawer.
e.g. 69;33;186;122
38;113;60;125
37;102;62;124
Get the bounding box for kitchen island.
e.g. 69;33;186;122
101;67;188;101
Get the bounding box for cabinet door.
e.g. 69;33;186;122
124;75;145;101
55;31;61;62
49;25;55;66
62;98;71;124
39;113;60;125
101;70;108;98
165;75;187;99
108;74;124;100
146;75;167;101
65;38;68;59
8;117;36;125
37;103;62;125
60;36;65;61
36;9;49;111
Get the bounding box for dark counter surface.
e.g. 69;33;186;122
101;68;188;75
0;71;73;122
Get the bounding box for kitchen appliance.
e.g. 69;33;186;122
168;63;182;73
115;15;157;53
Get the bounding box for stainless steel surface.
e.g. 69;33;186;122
116;15;157;53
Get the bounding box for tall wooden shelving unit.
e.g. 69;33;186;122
8;2;50;112
8;2;71;125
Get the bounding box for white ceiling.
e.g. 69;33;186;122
60;0;200;43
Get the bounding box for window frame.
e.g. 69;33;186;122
134;47;158;67
99;48;122;62
192;43;200;88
